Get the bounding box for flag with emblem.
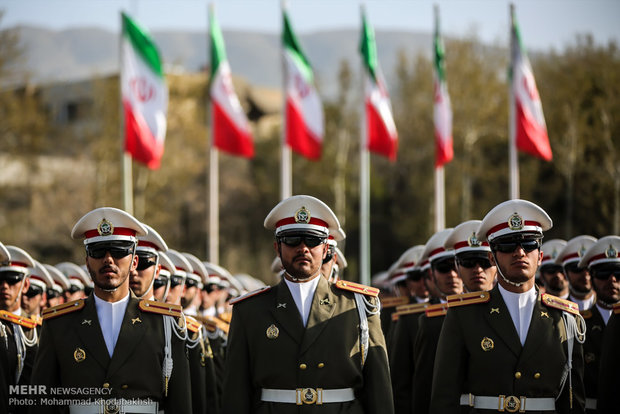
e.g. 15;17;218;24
359;9;398;161
282;8;324;160
433;9;453;167
209;7;254;158
121;12;168;169
510;7;552;161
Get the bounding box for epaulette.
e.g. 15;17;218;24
201;315;230;335
447;291;490;308
219;312;232;323
541;293;579;316
335;280;379;297
185;315;202;334
229;286;272;305
580;309;592;319
31;314;43;326
381;296;409;308
613;302;620;315
392;302;429;321
139;300;183;317
42;299;85;321
0;310;37;329
425;303;449;318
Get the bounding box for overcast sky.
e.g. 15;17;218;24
1;0;619;52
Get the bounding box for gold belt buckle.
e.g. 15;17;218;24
103;399;120;414
499;395;524;413
296;388;323;405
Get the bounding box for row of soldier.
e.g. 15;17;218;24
0;196;618;413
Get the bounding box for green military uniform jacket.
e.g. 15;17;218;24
581;305;606;412
597;306;619;413
413;307;446;414
221;276;393;414
31;295;191;413
430;285;585;414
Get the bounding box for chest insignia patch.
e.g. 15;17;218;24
481;336;494;352
266;324;279;339
74;347;86;363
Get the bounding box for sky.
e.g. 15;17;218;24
1;0;619;52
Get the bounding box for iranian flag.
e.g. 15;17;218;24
282;9;324;160
209;8;253;158
360;10;398;161
511;8;552;161
121;12;168;169
433;11;453;167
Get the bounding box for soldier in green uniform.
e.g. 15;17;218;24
577;235;620;412
556;236;598;312
31;207;191;413
430;199;586;413
597;301;620;413
221;195;393;414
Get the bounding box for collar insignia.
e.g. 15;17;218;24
97;218;114;236
490;307;500;314
508;213;523;231
277;303;287;309
132;317;142;325
319;297;331;306
81;319;91;326
294;206;310;224
541;311;549;318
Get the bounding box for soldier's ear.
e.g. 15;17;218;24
488;251;496;266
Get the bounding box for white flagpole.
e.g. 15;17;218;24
120;13;133;215
208;3;220;264
433;5;445;232
509;3;519;199
360;4;370;286
280;0;292;200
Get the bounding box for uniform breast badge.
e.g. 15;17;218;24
266;324;279;339
481;337;494;352
74;347;86;362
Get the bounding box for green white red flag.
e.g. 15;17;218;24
209;8;253;158
282;8;324;160
510;9;552;161
433;11;453;167
121;12;168;169
359;10;398;161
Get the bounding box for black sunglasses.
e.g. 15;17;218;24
323;246;335;263
87;242;135;259
433;259;456;273
406;270;423;281
136;254;157;271
457;256;493;269
0;271;26;286
541;264;564;274
564;262;586;273
185;278;199;288
492;239;540;254
46;289;61;299
153;277;168;289
591;265;620;280
24;286;44;298
170;274;185;287
203;283;219;293
66;285;82;294
279;235;326;248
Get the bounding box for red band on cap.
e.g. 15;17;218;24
588;252;616;265
9;261;29;268
138;241;160;250
429;247;445;258
84;227;137;239
276;217;328;228
562;253;580;262
30;276;45;283
401;261;415;268
486;220;541;238
454;241;490;250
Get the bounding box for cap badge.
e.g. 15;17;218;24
467;232;481;247
294;206;311;224
578;245;587;257
266;324;279;339
551;248;558;259
605;244;618;259
508;213;523;231
73;347;86;363
481;336;494;351
97;218;114;236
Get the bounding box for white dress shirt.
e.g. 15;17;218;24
285;275;321;327
94;293;130;357
499;283;537;346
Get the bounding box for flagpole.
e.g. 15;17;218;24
509;3;519;199
280;0;292;200
360;4;370;287
120;13;133;215
433;5;445;232
208;3;219;264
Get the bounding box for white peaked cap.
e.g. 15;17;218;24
71;207;147;245
264;195;340;237
477;199;552;243
555;235;597;267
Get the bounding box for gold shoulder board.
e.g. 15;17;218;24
381;296;410;308
0;310;38;329
229;286;272;306
447;291;491;308
335;280;379;297
580;309;593;319
139;300;183;317
392;302;429;321
195;315;230;334
185;315;202;333
541;294;579;316
613;302;620;315
42;299;85;321
425;303;449;318
219;312;232;323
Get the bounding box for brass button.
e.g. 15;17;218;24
121;384;128;389
317;363;325;369
299;363;307;370
514;372;522;379
534;373;541;379
102;383;110;388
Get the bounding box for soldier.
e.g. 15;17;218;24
597;301;619;413
332;247;348;282
539;239;569;299
153;251;174;302
221;195;393;413
55;261;91;301
128;223;168;300
321;227;345;283
444;220;497;293
577;235;620;412
164;249;191;306
31;207;191;413
181;253;207;316
21;261;53;324
430;199;586;413
556;236;598;311
41;265;68;309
